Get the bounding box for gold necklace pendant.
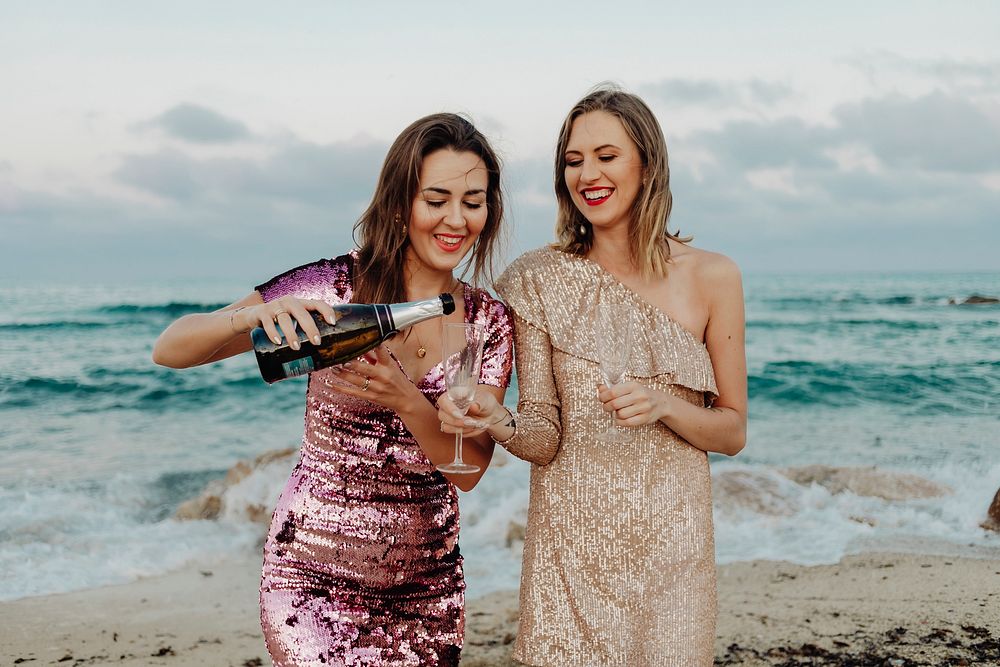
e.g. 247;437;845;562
409;279;457;361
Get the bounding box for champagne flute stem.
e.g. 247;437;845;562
454;432;464;464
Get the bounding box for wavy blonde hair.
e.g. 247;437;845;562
352;113;505;305
554;85;689;278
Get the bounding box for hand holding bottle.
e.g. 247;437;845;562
250;294;455;383
234;297;339;349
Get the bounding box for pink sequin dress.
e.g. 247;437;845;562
254;252;513;667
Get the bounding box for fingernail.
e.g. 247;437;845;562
273;336;281;344
343;362;353;369
312;335;321;345
326;315;336;324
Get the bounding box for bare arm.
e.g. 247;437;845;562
600;257;748;456
152;293;338;369
440;315;562;466
400;381;503;492
329;345;500;492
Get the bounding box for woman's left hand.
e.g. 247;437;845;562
597;381;671;427
328;344;419;412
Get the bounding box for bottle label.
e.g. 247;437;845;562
281;357;315;378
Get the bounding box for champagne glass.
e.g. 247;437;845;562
596;303;632;442
437;322;486;474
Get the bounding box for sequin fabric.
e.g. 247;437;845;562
254;252;513;667
494;247;720;667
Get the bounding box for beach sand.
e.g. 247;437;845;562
2;553;998;666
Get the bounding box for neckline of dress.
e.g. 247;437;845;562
549;247;709;353
390;281;473;388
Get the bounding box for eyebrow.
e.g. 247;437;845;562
422;187;487;196
565;143;621;154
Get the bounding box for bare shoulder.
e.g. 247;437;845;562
670;241;742;289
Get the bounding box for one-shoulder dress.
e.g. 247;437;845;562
255;252;513;667
494;247;719;667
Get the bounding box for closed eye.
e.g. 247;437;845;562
426;200;447;208
463;201;484;210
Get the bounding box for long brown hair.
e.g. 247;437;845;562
554;85;689;279
352;113;505;304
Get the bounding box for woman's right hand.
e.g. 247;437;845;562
438;386;505;437
238;297;340;350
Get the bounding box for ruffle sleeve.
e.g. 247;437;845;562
495;247;718;402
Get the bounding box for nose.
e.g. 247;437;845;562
442;200;465;229
580;157;601;183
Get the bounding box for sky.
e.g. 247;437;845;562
2;1;999;283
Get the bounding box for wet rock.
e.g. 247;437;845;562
958;295;1000;305
175;447;297;523
779;465;951;500
175;493;223;520
981;487;1000;533
505;521;525;548
712;469;799;516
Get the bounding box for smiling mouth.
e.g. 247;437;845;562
582;188;613;205
434;234;464;251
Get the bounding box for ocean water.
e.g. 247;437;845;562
1;272;998;602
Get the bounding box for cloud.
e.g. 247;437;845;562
640;78;794;109
114;149;204;201
745;80;794;106
6;89;1000;281
832;92;1000;172
0;180;363;283
845;51;1000;94
669;152;1000;271
114;138;387;210
504;155;558;257
692;117;837;170
657;89;1000;270
142;103;252;143
5;122;391;281
684;90;1000;176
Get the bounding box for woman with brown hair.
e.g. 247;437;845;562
153;113;513;666
440;87;747;665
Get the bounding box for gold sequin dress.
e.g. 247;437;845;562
494;247;719;667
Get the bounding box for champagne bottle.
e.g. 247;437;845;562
251;293;456;383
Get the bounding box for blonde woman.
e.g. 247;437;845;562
440;87;747;666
